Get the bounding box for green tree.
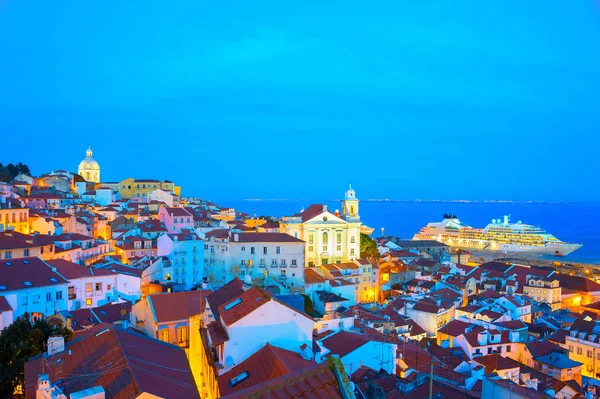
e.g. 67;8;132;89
0;162;31;183
0;314;73;398
360;233;380;258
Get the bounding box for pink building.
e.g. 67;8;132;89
158;207;194;233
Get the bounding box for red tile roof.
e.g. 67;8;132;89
205;229;230;239
0;257;68;290
207;278;247;320
304;268;326;284
218;287;271;326
148;290;212;323
92;301;132;324
558;274;600;293
236;233;304;243
47;259;114;279
298;204;328;222
207;321;229;345
218;343;314;396
0;295;12;312
473;353;520;373
165;207;192;217
220;359;344;399
24;324;199;399
321;330;373;357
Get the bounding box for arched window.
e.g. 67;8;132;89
350;205;355;215
322;231;328;243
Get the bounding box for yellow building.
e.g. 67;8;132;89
566;319;600;379
280;185;362;267
0;205;29;234
523;276;561;310
245;218;267;229
119;178;180;200
78;147;101;183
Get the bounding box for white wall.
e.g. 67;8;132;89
341;340;397;376
223;300;314;372
4;285;68;323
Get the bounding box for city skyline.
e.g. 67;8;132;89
1;1;599;201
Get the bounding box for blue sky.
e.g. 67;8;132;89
1;1;599;201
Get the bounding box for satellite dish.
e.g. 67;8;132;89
225;356;234;367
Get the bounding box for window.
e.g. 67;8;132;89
24;280;32;287
309;234;314;244
568;345;573;353
241;260;246;266
159;329;170;343
281;259;286;266
4;251;12;259
322;232;328;243
241;246;246;252
210;246;215;253
24;249;30;256
107;284;112;291
56;291;63;300
224;298;242;310
588;350;593;358
86;298;93;306
350;236;355;243
263;247;268;255
291;259;297;267
276;246;281;254
577;347;583;355
230;371;250;387
336;233;341;244
86;283;93;297
177;326;188;344
260;259;265;267
251;247;256;255
308;246;314;252
506;345;511;352
46;292;52;301
272;259;277;267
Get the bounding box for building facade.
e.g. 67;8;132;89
280;185;361;267
78;147;101;183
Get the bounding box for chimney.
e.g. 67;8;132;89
299;343;313;360
322;205;327;213
509;330;520;343
47;336;65;356
36;374;67;399
477;331;488;346
366;383;385;399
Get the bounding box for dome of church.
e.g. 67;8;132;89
78;147;100;171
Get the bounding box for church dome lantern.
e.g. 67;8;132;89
78;146;101;183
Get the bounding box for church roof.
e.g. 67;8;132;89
78;147;100;171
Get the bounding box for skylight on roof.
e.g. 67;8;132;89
22;260;30;264
0;285;6;290
5;262;12;266
230;371;250;387
23;281;32;287
224;298;243;311
100;310;106;315
49;277;58;283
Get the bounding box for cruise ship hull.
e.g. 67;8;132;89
434;238;582;257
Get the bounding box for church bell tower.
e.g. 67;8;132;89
342;183;359;220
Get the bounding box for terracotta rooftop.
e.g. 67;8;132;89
235;232;304;243
207;278;247;320
47;259;114;279
148;289;212;323
217;343;314;396
92;301;132;324
0;295;12;313
320;330;373;357
304;268;326;284
0;257;68;291
218;286;271;326
24;324;199;399
220;358;345;399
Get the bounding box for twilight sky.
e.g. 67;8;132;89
1;1;599;201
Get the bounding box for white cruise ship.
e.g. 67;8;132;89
413;214;582;256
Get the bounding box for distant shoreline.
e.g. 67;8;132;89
240;198;591;204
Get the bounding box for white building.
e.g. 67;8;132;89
47;259;141;310
149;189;175;207
317;330;397;375
280;185;362;267
0;257;69;327
157;231;205;290
202;280;314;375
204;231;305;293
